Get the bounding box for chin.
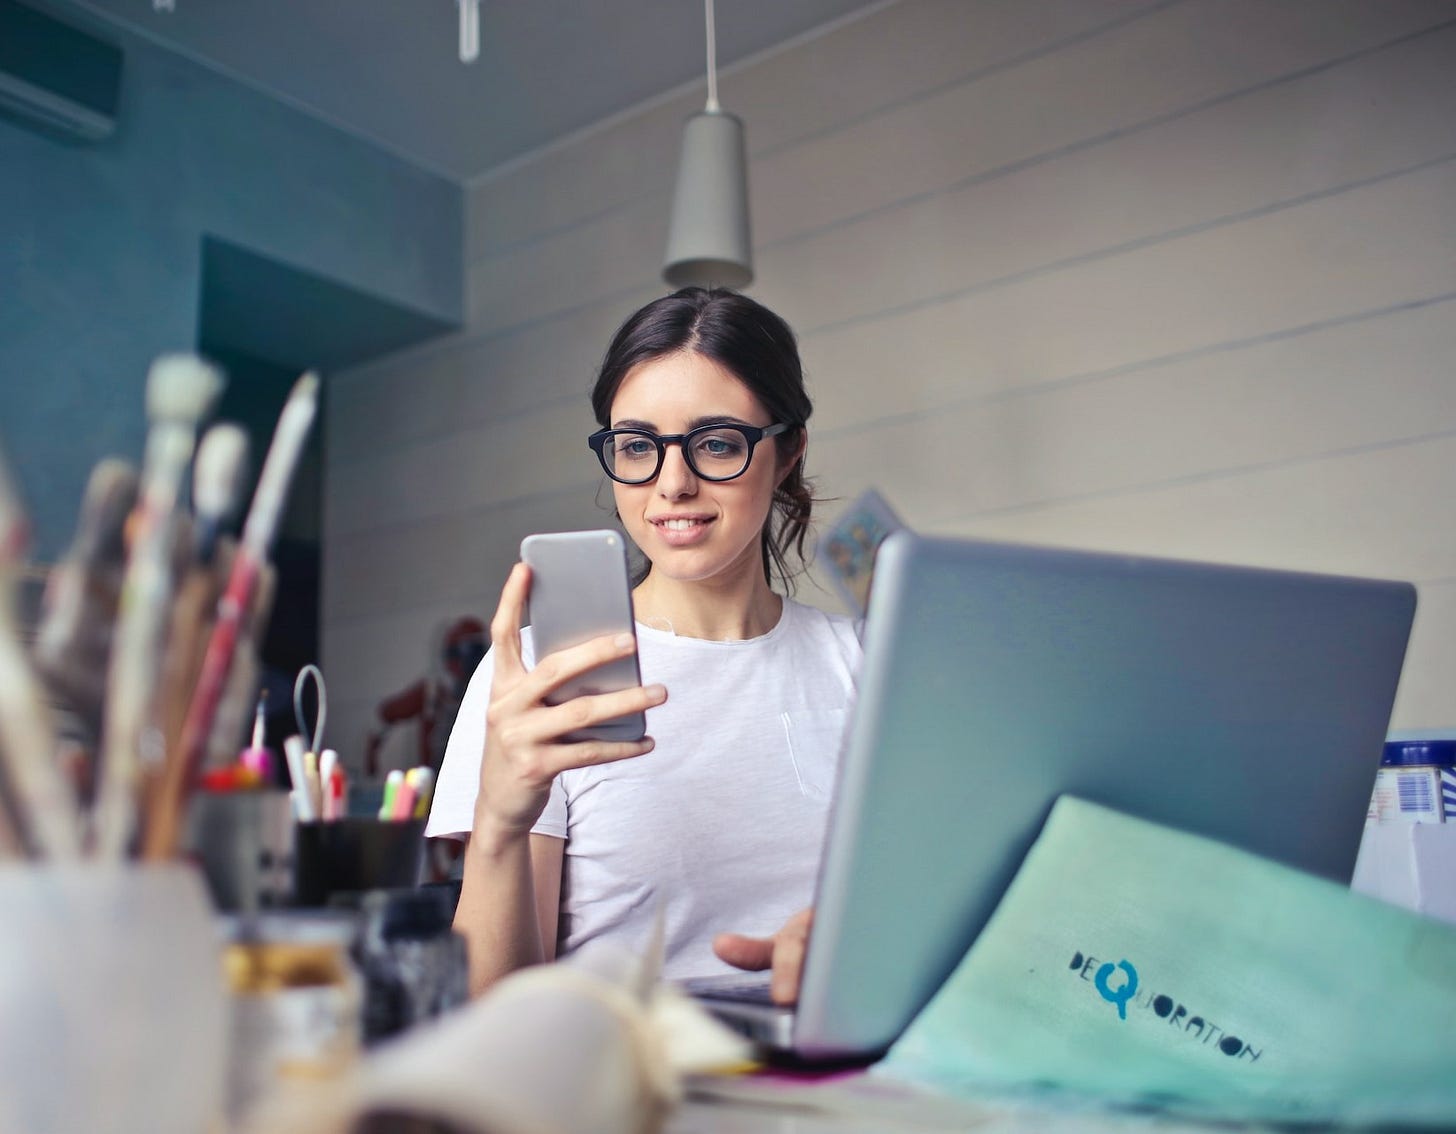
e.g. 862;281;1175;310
653;544;764;586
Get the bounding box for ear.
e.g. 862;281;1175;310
775;427;807;487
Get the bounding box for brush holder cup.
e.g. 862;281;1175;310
0;863;226;1134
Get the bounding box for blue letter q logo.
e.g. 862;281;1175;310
1095;959;1138;1020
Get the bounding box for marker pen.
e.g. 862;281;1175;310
239;694;271;783
391;773;418;821
408;766;435;820
378;769;403;821
284;734;316;821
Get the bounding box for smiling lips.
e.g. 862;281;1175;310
651;515;714;544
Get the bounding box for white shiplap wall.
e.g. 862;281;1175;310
324;0;1456;776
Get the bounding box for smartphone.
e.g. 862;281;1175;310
519;529;646;742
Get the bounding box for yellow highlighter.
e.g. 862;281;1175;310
409;767;435;820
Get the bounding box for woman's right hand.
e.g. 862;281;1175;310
472;562;665;847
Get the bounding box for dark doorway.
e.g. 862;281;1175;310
195;236;456;726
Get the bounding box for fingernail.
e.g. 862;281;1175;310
648;684;667;702
615;633;635;649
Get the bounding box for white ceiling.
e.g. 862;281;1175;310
56;0;883;183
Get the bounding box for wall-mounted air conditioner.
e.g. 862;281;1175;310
0;0;122;142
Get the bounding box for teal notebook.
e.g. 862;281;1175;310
878;796;1456;1126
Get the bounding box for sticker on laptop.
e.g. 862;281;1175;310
817;489;905;621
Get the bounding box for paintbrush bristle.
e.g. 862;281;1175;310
0;444;26;562
77;459;139;561
193;424;249;521
145;354;224;425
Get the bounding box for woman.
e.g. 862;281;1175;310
427;288;861;999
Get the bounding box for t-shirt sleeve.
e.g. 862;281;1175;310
532;774;568;840
424;646;495;840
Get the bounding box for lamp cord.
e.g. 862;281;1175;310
704;0;719;112
293;663;327;755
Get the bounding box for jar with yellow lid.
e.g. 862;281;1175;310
221;913;362;1125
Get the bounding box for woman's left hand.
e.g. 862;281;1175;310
711;908;814;1005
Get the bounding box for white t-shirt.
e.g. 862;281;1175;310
427;597;862;979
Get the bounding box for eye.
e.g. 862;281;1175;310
692;429;748;460
616;435;657;460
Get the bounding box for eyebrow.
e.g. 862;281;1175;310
610;415;758;432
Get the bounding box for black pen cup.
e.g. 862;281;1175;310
292;817;427;908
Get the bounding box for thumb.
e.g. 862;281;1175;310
712;931;774;971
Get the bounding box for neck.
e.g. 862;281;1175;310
633;566;784;641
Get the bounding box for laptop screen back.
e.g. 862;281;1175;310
793;533;1415;1059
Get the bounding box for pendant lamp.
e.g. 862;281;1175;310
663;0;753;289
457;0;480;64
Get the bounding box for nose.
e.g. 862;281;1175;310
655;440;698;498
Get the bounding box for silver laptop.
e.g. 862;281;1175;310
691;532;1415;1061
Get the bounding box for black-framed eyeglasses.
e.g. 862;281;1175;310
587;422;792;485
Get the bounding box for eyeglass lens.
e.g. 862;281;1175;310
605;426;757;483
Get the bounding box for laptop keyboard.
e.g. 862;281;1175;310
682;972;777;1005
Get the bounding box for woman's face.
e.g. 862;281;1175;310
607;349;798;589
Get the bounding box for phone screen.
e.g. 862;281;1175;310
520;530;645;742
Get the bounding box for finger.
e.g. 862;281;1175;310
538;734;657;777
523;683;666;745
770;929;808;1006
712;932;774;972
489;563;532;678
783;908;814;936
525;631;642;703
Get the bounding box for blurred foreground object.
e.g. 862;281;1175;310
246;934;749;1134
0;863;225;1133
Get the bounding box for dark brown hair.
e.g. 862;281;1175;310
591;287;815;589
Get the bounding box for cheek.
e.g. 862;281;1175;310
738;469;783;525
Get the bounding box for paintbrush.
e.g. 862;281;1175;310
93;354;223;860
0;437;84;858
0;774;25;858
33;459;140;746
0;440;27;564
199;558;275;771
0;440;32;856
156;425;249;763
189;423;249;565
142;371;318;860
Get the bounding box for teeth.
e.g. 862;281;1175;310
661;518;702;531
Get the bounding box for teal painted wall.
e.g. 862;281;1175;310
0;13;463;559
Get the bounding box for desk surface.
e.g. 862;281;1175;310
671;1100;966;1133
670;1073;1238;1134
668;1098;1234;1133
248;1059;1305;1133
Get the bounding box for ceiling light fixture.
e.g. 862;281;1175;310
662;0;752;290
457;0;479;64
